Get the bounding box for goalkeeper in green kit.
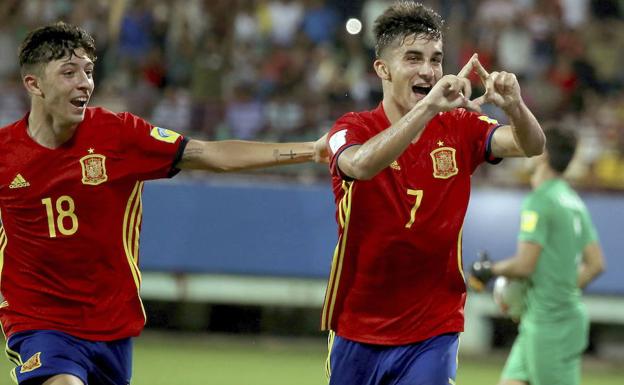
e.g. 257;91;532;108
469;125;606;385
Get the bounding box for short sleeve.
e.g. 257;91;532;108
119;112;186;181
455;109;503;171
328;113;374;178
517;196;549;246
579;209;599;247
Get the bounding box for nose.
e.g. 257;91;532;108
76;70;93;91
418;61;434;81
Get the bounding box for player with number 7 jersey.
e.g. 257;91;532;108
0;107;186;341
322;103;501;345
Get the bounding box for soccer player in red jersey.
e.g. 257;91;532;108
322;2;545;384
0;22;327;385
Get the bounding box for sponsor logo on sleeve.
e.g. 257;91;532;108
328;129;348;154
20;352;42;373
478;115;499;125
520;210;539;233
150;127;181;144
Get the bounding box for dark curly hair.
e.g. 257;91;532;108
373;1;444;58
19;21;97;76
544;125;577;174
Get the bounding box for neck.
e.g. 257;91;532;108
530;163;559;189
382;99;406;124
28;101;79;148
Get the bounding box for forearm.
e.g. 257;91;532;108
350;102;437;179
492;257;533;279
503;101;545;157
578;263;604;289
177;140;316;171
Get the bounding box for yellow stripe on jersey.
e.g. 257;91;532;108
122;181;147;323
457;226;465;281
10;367;17;384
325;330;336;380
133;192;143;263
0;227;7;285
321;181;353;330
123;182;143;288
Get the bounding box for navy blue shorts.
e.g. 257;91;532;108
327;332;460;385
5;330;132;385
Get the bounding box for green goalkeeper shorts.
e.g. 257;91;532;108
501;312;589;385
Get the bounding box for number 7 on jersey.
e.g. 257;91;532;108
405;189;424;228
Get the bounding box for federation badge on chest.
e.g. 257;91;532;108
430;147;458;179
79;153;108;185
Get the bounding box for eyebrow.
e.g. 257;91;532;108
59;62;94;69
404;49;444;57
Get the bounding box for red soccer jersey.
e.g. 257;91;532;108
0;107;185;341
322;103;500;345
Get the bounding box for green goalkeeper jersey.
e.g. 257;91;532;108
518;178;598;322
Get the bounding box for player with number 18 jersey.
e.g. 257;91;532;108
0;107;185;341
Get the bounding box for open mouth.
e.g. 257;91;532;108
412;85;432;95
70;97;88;108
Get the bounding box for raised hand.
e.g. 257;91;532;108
471;57;522;112
422;53;481;113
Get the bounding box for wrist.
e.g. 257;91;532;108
502;99;526;118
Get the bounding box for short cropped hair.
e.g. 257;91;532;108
373;1;444;58
544;125;578;174
18;21;96;77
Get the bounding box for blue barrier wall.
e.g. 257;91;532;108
140;179;623;295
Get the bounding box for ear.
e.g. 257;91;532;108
23;74;44;97
373;59;391;81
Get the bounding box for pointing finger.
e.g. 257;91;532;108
473;58;490;80
457;53;478;78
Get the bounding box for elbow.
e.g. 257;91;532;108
525;137;546;157
517;264;536;278
350;168;376;181
346;158;380;181
593;260;606;277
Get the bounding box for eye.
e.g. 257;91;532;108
85;70;93;78
63;71;74;76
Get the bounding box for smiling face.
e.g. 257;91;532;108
28;49;94;128
375;34;443;116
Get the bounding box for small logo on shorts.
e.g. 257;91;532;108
20;352;42;373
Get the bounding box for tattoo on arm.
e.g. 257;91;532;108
182;146;204;165
273;149;307;162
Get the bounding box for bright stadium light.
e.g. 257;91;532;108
345;18;362;35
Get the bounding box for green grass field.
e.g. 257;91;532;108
1;332;623;384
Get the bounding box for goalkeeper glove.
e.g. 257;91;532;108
468;250;494;292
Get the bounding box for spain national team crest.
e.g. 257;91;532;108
430;147;459;179
80;153;108;185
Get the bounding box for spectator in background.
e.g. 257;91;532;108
225;82;267;139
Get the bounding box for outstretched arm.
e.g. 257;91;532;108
472;58;545;158
176;135;328;171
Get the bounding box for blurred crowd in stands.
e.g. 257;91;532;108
0;0;623;188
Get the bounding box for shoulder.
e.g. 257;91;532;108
0;116;27;145
84;107;149;130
